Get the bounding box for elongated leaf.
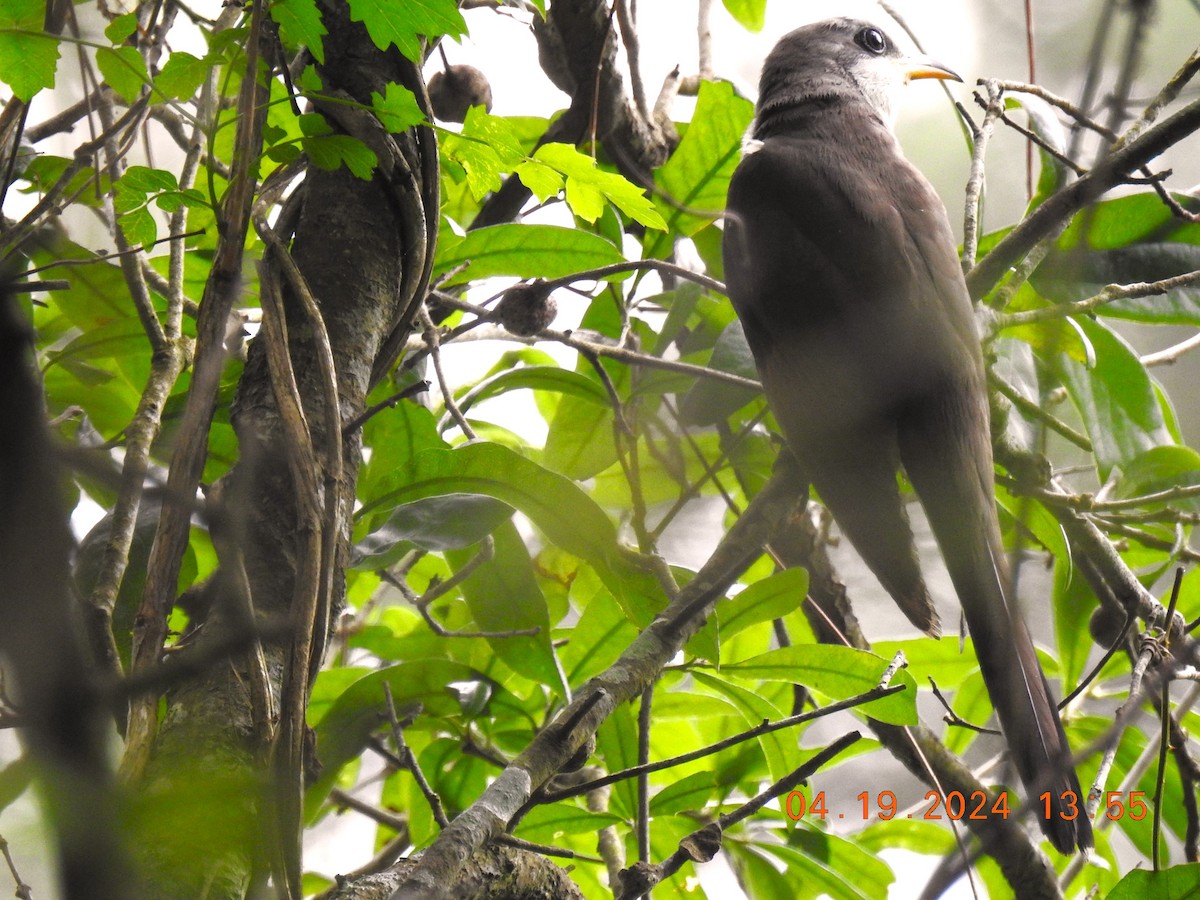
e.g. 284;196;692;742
352;493;514;566
596;704;639;818
679;318;760;424
719;568;808;637
1035;243;1200;325
761;832;893;900
559;588;639;683
1059;191;1198;251
1054;317;1172;479
356;442;661;618
649;771;717;816
1114;445;1200;511
458;366;608;417
542;384;618;479
446;521;563;691
1107;864;1200;900
723;645;917;725
692;670;793;782
513;805;622;843
307;660;484;815
649;80;754;254
434;224;625;286
689;567;808;662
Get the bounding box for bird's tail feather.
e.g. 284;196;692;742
900;400;1093;854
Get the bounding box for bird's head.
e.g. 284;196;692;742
755;18;960;133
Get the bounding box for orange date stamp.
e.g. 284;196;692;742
785;790;1149;822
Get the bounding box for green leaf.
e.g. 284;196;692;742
353;493;514;565
513;805;623;843
857;818;957;855
461;108;525;164
355;442;658;617
1052;556;1101;695
358;401;449;515
649;771;717;816
1054;317;1172;479
433;224;625;286
515;160;563;201
721;0;766;31
371;81;425;132
596;705;639;818
105;13;138;44
689;567;808;663
122;165;179;193
691;670;792;782
0;29;60;100
720;568;808;638
542;380;618;479
679;318;759;424
649;79;754;255
347;0;466;61
1114;445;1200;512
155;51;209;100
723;645;918;726
457;366;608;418
760;831;894;900
96;45;150;103
0;756;35;814
533;143;667;229
1035;243;1200;325
271;0;327;63
303;133;378;179
1060;191;1191;252
1005;93;1069;211
441;130;506;200
727;842;806;898
559;588;639;683
307;660;484;813
446;521;563;691
119;205;157;249
1107;864;1200;900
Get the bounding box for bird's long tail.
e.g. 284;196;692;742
900;395;1093;855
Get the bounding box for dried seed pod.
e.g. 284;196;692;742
497;282;557;336
1089;603;1128;649
428;65;493;123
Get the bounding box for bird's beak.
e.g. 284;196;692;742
903;56;962;83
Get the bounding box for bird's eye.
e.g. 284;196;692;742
855;27;888;55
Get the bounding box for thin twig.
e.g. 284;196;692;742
962;81;1004;273
0;834;32;900
383;683;449;828
379;539;539;639
989;373;1092;451
420;304;477;440
430;293;761;391
614;732;862;900
537;683;906;805
996;269;1200;329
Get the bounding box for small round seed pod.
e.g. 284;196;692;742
428;65;493;123
497;281;557;336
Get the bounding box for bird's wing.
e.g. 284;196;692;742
723;130;942;635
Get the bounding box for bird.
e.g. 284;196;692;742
721;18;1092;854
